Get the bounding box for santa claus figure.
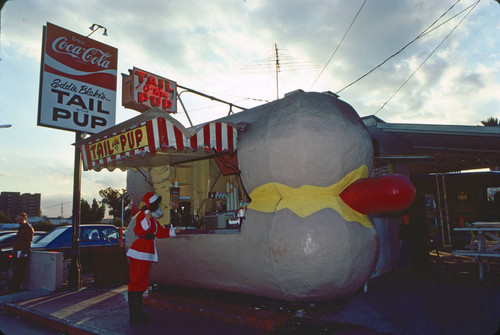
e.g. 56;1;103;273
126;192;181;324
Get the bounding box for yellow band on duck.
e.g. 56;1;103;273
248;165;372;228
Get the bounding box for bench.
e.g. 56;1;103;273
451;250;500;258
451;250;500;280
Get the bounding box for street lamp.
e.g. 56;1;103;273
87;24;108;37
121;193;129;247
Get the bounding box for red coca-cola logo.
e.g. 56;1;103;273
51;36;112;69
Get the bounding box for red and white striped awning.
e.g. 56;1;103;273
75;109;237;171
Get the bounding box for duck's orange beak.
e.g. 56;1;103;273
340;174;416;215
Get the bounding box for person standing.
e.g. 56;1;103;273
126;192;182;325
9;212;34;292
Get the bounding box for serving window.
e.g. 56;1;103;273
151;155;249;233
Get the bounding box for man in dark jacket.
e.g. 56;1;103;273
9;212;34;292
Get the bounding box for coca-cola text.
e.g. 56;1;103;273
52;36;112;69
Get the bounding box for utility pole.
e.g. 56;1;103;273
275;43;280;100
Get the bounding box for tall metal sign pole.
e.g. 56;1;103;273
68;131;83;290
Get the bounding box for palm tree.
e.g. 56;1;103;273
481;117;499;127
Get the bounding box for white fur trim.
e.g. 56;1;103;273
126;244;158;262
140;216;151;231
148;194;159;204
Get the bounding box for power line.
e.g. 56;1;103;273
42;201;72;210
374;0;480;115
310;0;367;89
41;201;72;218
274;44;280;99
336;0;465;94
241;47;318;73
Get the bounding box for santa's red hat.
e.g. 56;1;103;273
143;192;161;209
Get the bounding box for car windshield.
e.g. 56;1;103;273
32;234;45;242
33;227;67;245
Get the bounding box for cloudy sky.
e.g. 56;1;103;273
1;0;499;217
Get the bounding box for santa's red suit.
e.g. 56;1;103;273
126;192;177;325
127;210;175;291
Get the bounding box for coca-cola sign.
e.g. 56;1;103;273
38;22;118;133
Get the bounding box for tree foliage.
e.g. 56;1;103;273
99;187;131;225
81;198;106;223
481;117;499;126
0;210;12;223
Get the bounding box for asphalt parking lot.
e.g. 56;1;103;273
0;251;499;335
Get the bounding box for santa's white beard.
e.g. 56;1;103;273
151;208;163;219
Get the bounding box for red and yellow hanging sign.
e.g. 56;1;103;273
122;67;177;114
88;125;148;162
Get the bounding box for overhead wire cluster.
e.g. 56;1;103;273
310;0;481;114
310;0;367;89
41;201;72;217
241;43;320;99
374;0;480;115
240;44;320;75
179;1;481;121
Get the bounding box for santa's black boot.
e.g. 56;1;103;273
128;291;149;324
128;291;138;324
137;291;150;323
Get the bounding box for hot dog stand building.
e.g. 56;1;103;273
75;69;500;301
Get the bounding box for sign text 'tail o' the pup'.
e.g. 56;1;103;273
38;22;118;134
122;67;177;114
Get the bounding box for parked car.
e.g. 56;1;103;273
0;231;47;248
1;225;124;276
0;231;47;272
0;230;19;237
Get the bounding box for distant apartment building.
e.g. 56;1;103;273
0;192;41;218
